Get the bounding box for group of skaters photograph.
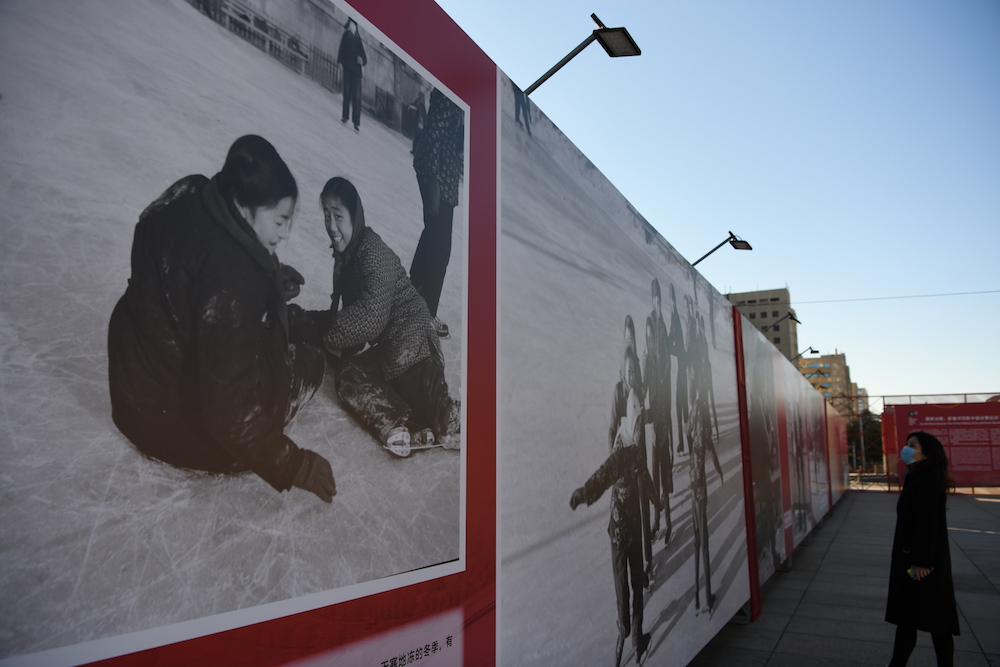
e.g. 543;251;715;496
570;276;727;666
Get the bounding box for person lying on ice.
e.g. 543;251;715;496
108;135;336;503
570;370;660;667
311;176;461;457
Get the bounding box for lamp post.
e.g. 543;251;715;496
691;231;753;267
761;311;800;333
790;346;819;362
524;14;641;96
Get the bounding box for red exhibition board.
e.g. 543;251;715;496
883;403;1000;487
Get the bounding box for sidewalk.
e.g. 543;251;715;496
689;490;1000;667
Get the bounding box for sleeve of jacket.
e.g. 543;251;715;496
906;476;942;568
324;237;395;351
192;252;303;492
581;446;634;506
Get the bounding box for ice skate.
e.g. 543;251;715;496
383;426;411;458
635;632;650;664
614;634;625;667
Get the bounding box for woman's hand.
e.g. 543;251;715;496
912;565;932;581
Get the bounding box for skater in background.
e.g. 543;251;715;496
337;18;367;131
885;431;958;667
688;312;723;614
571;369;659;667
317;177;461;457
409;90;427;154
614;315;653;571
108;135;335;503
410;87;464;338
668;283;688;454
513;85;532;135
646;279;674;544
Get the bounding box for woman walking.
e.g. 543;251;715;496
885;431;959;667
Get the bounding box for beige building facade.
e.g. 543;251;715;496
726;288;799;360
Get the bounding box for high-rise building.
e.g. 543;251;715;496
726;288;799;360
798;350;865;418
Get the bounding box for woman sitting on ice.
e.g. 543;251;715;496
317;176;461;457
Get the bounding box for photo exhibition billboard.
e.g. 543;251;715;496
0;0;497;664
497;72;750;667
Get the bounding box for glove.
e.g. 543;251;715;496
293;449;336;503
280;263;305;301
570;487;586;510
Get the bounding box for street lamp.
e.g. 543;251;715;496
691;231;753;267
790;346;819;362
761;311;800;332
524;14;641;96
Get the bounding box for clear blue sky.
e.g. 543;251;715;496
434;0;1000;401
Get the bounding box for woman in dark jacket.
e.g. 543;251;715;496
885;430;959;667
108;135;335;502
319;177;460;457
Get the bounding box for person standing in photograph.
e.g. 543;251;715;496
885;431;959;667
645;279;674;544
571;372;659;667
337;17;367;132
108;135;335;503
317;177;461;457
513;85;532;136
668;283;688;454
410;88;464;338
689;313;723;615
616;315;653;571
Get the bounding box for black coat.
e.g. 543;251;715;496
108;175;313;491
885;460;960;634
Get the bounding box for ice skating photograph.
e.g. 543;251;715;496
498;74;749;667
0;0;468;661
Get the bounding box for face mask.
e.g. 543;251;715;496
900;445;917;465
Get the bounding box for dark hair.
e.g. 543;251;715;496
623;315;636;348
906;431;956;493
344;17;358;31
320;176;359;220
218;135;297;210
651;278;661;300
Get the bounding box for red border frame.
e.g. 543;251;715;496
732;307;762;620
88;1;498;664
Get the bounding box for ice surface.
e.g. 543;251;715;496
0;0;465;659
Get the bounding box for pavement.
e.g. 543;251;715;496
688;489;1000;667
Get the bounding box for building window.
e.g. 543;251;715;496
748;299;757;304
821;383;831;388
770;297;779;302
772;324;780;331
772;310;779;317
761;312;768;318
774;337;781;344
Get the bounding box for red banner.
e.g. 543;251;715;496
883;403;1000;487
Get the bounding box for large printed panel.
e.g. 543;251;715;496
827;403;849;505
498;74;749;667
884;403;1000;487
775;360;829;550
741;325;785;585
0;0;497;664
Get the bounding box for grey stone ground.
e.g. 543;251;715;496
689;489;1000;667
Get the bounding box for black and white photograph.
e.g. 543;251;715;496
498;74;749;667
743;327;785;585
0;0;468;661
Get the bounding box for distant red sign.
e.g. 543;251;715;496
883;403;1000;487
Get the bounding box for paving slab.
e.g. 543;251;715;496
688;490;1000;666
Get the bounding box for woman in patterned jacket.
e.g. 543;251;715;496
319;176;461;457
